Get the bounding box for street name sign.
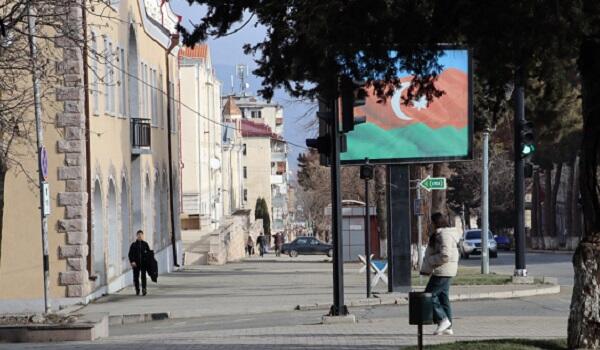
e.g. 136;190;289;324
419;176;446;192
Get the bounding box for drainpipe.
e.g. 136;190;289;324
165;34;179;267
81;0;94;277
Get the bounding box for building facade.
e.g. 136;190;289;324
233;95;289;234
179;45;224;230
0;0;182;312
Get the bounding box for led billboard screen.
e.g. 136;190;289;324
341;49;472;165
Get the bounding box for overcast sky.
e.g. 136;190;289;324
171;1;315;173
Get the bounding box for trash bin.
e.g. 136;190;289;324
409;291;433;325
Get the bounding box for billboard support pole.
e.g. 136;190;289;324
387;164;411;292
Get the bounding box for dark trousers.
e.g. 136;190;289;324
133;266;147;291
425;276;452;324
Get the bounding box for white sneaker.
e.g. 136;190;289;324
441;328;454;336
433;318;452;335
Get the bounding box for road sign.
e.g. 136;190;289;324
419;176;447;192
40;147;48;180
42;182;50;216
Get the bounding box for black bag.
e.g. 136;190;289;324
145;250;159;283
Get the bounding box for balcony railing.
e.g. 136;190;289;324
131;118;151;154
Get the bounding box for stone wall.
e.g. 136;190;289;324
55;3;89;298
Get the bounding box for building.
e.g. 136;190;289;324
222;97;245;216
0;0;182;312
179;44;224;230
232;95;289;235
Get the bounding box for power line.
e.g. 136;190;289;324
96;51;308;151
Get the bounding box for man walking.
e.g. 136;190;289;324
128;230;151;296
420;212;461;335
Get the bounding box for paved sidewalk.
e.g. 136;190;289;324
76;256;558;321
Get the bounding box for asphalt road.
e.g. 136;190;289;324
459;251;574;285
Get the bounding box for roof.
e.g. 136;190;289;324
222;96;242;116
241;119;282;140
179;44;208;59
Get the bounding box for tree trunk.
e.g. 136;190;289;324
543;166;554;244
571;156;582;239
464;205;471;230
374;165;387;242
568;38;600;350
0;166;6;267
551;162;563;241
532;169;541;248
565;160;575;240
431;163;448;217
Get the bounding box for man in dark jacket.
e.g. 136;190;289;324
128;230;151;296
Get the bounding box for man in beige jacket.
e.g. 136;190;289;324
420;212;461;335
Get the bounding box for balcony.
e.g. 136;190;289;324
131;118;151;154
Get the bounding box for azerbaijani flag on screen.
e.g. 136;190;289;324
341;49;471;164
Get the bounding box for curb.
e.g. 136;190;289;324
295;284;560;311
108;312;170;326
528;250;574;255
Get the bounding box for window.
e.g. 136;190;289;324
151;69;157;126
158;73;163;128
242;144;247;156
108;41;115;114
243;166;247;179
243;189;247;202
91;33;99;114
140;62;145;117
103;36;110;113
251;110;262;119
119;48;126;116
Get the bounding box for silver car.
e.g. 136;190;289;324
460;229;498;259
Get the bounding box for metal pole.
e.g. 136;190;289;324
418;324;423;350
27;2;50;313
481;130;490;274
416;187;423;273
330;98;346;315
364;174;371;298
514;84;527;276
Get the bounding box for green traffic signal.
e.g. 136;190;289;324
521;144;535;157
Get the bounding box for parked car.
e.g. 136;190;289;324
281;236;333;258
460;229;498;259
494;234;512;251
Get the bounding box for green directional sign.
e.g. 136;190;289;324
419;176;447;191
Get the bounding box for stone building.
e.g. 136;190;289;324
0;0;182;313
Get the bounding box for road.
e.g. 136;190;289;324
1;251;573;350
459;251;574;286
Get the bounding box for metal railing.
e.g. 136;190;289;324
131;118;151;151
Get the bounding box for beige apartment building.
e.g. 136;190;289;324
0;0;182;313
179;45;224;230
233;95;290;234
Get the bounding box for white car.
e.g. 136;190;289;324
460;229;498;259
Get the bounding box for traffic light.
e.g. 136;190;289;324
360;164;374;180
340;76;367;133
306;98;333;166
519;120;535;159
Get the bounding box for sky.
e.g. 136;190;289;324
170;1;315;173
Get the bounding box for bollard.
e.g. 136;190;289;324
409;291;433;350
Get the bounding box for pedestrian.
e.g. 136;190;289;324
246;236;255;256
274;232;283;257
256;234;266;257
420;212;461;336
128;230;151;296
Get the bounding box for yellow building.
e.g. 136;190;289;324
0;0;183;312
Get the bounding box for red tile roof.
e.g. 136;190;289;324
223;96;242;116
241;119;282;140
179;44;208;59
